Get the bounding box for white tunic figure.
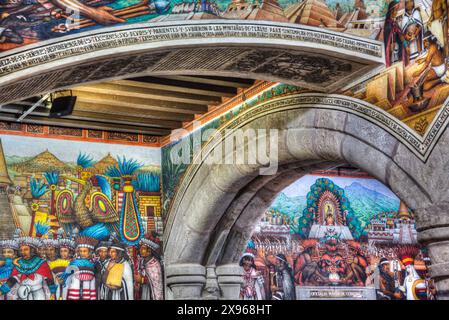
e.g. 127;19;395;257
102;243;134;300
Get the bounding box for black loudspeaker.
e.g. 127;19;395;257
49;96;77;117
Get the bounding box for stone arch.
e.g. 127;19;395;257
0;21;383;104
164;93;449;299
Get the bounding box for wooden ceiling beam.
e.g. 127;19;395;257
121;77;237;97
157;75;254;88
74;101;194;122
73;83;221;105
72;91;209;114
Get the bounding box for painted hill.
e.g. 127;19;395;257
344;182;399;227
12;150;74;174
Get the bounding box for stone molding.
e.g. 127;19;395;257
164;94;446;247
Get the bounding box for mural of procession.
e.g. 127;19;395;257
0;0;390;52
239;170;435;300
0;135;164;300
346;0;449;135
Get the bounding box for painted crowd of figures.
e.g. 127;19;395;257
384;0;449;98
239;239;435;300
0;231;163;300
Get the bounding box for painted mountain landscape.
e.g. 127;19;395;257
269;175;401;233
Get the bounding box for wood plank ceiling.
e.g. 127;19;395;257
0;75;255;136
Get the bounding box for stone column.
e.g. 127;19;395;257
416;202;449;300
165;263;206;299
216;264;243;300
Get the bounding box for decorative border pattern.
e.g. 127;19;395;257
163;93;449;242
0;21;383;78
0;121;160;147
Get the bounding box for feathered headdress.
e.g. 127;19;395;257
396;245;420;266
139;233;161;251
42;238;58;248
75;236;98;250
58;238;76;250
0;239;18;250
18;237;43;249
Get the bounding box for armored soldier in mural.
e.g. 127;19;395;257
135;234;163;300
0;237;56;300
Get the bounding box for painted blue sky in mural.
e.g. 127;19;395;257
273;174;401;227
0;135;161;165
282;174;397;199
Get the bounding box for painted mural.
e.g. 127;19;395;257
0;0;388;52
0;134;164;300
345;0;449;135
239;171;435;300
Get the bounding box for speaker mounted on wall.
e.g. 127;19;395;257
49;91;77;118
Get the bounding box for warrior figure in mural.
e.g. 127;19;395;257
101;242;134;300
239;250;265;300
0;238;19;300
135;234;164;300
0;237;56;300
376;258;404;300
94;240;111;299
294;240;318;286
401;0;424;64
413;32;449;91
62;236;98;300
384;0;404;67
48;236;75;300
270;254;296;300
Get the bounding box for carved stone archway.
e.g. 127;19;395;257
164;93;449;300
0;21;383;104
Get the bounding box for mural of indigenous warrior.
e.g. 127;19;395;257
0;134;163;301
136;234;163;300
47;235;75;300
0;237;56;300
101;241;134;300
0;237;19;300
62;236;98;300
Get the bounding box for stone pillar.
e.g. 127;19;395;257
203;265;220;300
416;202;449;300
216;264;243;300
165;263;206;299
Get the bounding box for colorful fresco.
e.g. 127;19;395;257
0;134;164;300
161;82;301;215
240;172;435;300
0;0;388;52
344;0;449;135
